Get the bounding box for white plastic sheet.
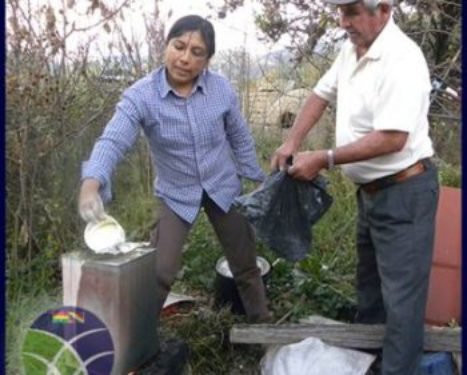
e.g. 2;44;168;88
260;337;375;375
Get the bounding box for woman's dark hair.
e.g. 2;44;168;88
166;15;216;59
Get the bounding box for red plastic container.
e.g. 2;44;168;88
425;186;461;325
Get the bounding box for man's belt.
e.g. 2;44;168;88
359;159;430;194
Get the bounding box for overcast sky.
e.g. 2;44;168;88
159;0;273;55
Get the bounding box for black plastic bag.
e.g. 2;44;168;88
235;171;333;262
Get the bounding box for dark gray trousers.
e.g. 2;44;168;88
150;193;270;321
355;162;439;375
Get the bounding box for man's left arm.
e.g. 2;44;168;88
288;130;408;180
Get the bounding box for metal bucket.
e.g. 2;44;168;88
214;256;271;315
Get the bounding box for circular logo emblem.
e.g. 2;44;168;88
22;306;114;375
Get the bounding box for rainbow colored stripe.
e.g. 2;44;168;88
52;311;85;324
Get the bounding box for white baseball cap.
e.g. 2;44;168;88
324;0;360;4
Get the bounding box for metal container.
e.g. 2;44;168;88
62;247;159;375
214;256;271;315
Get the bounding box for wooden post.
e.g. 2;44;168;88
230;323;461;352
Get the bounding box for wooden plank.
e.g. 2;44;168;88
230;323;461;352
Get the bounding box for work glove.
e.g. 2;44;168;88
79;183;106;223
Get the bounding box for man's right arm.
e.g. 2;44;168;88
271;92;329;171
79;89;143;222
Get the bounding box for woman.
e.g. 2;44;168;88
78;15;270;322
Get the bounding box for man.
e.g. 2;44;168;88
271;1;439;374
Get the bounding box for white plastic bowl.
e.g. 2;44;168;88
84;215;125;253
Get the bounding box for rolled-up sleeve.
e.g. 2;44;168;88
81;90;143;202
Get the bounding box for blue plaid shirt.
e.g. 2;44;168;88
81;67;265;223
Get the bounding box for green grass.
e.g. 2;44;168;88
160;307;264;375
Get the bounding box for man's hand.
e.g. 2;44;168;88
287;150;328;181
271;93;328;172
271;141;298;172
78;179;106;223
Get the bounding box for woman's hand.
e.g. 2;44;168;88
78;179;106;223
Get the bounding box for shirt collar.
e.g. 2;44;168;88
356;16;396;61
159;67;207;98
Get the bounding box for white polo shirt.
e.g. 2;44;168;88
314;17;434;184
